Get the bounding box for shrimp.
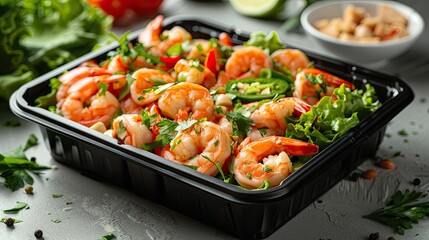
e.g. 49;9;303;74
271;49;310;77
294;68;355;105
107;55;149;74
158;82;215;121
56;66;112;107
215;70;231;88
234;136;319;189
138;15;192;56
174;59;216;88
120;96;143;114
186;39;222;63
225;46;272;79
249;97;311;137
61;90;120;128
130;68;175;106
161;121;232;176
111;114;153;148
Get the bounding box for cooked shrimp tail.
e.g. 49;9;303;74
234;136;319;189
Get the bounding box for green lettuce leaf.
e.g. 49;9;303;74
286;84;380;149
0;0;112;101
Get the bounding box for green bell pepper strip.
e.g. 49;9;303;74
259;68;293;84
226;77;290;102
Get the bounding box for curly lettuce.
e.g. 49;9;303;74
0;0;112;100
286;84;381;149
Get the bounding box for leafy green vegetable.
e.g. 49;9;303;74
363;190;429;235
3;201;28;214
0;134;51;191
34;78;62;108
286;84;380;149
0;0;112;100
244;31;285;54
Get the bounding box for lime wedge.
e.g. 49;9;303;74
230;0;286;18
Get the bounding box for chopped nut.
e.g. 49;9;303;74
90;122;107;133
314;19;330;30
215;94;233;108
355;24;373;38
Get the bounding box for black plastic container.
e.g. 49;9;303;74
10;17;414;239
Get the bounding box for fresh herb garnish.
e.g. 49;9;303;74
0;217;22;224
3;119;21;127
0;135;51;191
140;109;158;129
99;233;116;240
398;129;408;137
3;201;28;214
256;179;272;190
175;118;206;132
116;120;126;140
98;82;108;96
262;165;272;172
201;155;226;180
51;219;62;223
226;107;254;137
52;194;63;198
363;190;429;235
118;74;135;101
191;60;204;72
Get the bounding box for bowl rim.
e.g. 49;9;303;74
300;0;425;48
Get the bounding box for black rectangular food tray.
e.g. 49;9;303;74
10;16;414;239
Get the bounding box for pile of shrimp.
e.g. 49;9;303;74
54;15;356;190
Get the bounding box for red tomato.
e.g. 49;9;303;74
88;0;131;20
131;0;163;15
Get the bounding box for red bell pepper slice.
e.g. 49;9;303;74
160;55;182;69
204;49;218;75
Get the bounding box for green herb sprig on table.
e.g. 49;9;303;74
0;134;51;191
363;190;429;235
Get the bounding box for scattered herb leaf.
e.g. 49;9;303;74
3;201;28;214
0;217;22;224
99;233;116;240
51;219;62;223
52;194;63;198
3;119;20;127
363;190;429;235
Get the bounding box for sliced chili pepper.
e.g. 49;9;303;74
160;55;182;69
226;77;290;102
204;49;218;75
259;68;293;84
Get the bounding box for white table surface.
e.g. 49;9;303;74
1;0;429;239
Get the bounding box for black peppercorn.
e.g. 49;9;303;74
387;237;395;240
30;157;36;162
5;218;14;227
413;178;421;186
34;229;43;238
369;232;379;240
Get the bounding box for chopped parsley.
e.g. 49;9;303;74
0;135;51;191
363;190;429;235
98;82;108;96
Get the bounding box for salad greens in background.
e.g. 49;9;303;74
0;0;112;100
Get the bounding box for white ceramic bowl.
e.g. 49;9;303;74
300;0;424;64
